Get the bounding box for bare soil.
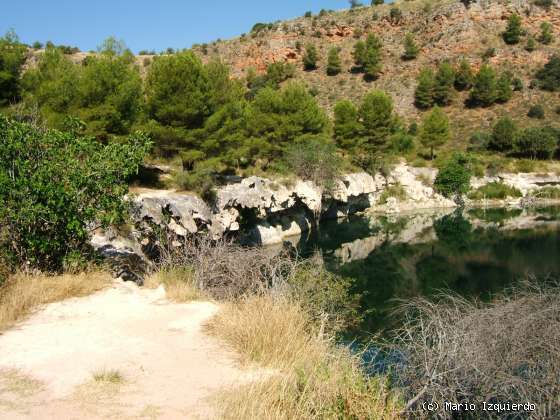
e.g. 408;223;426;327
0;281;261;419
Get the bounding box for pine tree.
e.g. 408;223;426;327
454;58;474;91
490;117;517;152
433;62;455;106
503;13;523;45
496;72;513;103
363;34;383;80
469;64;498;106
415;68;435;109
358;90;397;155
525;36;536;52
402;33;420;60
326;47;342;76
419;106;450;160
352;40;366;68
539;22;554;45
334;100;361;149
303;43;318;70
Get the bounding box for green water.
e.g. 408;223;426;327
296;206;560;339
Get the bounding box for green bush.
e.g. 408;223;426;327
527;104;545;119
414;68;435;109
0;116;150;271
326;47;342;76
419;106;450;160
539;22;554;45
469;64;497;106
303;43;318;71
502;14;523;45
468;182;522;200
535;54;560;92
515;126;557;160
402;33;419;60
434;153;472;198
489;116;517;152
454;58;474;91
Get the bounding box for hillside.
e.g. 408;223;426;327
194;0;560;142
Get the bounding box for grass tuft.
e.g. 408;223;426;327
92;369;125;384
144;266;202;302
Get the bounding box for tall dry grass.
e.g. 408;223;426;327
0;271;111;332
391;281;560;419
207;294;402;419
144;266;203;302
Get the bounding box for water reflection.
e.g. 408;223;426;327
296;206;560;338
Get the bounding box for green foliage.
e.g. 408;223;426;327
419;106;450;160
434;153;472;198
391;131;415;154
0;30;27;106
246;62;295;97
469;64;497;106
371;0;384;5
433;62;455;106
496;72;513;103
489;117;517;152
363;34;383;80
303;43;318;71
535;55;560;91
32;41;43;49
538;22;554;45
22;45;80;122
0;116;150;271
402;33;419;60
527;104;545;119
389;7;403;24
502;14;523;45
525;36;536;52
334;100;361;149
284;139;342;192
468;131;492;152
326;47;342;76
468;182;522;200
454;58;474;91
244;83;329;163
515;126;557;159
357;90;398;161
534;0;553;9
352;35;382;80
531;186;560;199
146;51;211;128
414;68;435;109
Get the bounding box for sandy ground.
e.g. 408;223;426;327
0;281;259;419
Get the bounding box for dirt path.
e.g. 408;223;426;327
0;281;257;419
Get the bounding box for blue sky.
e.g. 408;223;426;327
2;0;358;53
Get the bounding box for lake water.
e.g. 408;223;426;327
294;206;560;339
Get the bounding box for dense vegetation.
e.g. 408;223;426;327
0;116;150;271
2;24;560;198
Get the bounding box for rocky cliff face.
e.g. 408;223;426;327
91;165;560;282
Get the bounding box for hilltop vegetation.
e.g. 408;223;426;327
1;0;560;198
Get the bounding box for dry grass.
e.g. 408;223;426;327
0;271;111;332
144;266;202;302
208;295;402;419
92;369;125;385
391;281;560;419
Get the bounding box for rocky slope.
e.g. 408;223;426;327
197;0;560;141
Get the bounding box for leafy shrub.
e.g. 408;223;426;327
539;22;554;45
434;153;472;198
0;116;150;271
531;186;560;199
0;30;27;106
468;131;492;152
468;182;522;200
